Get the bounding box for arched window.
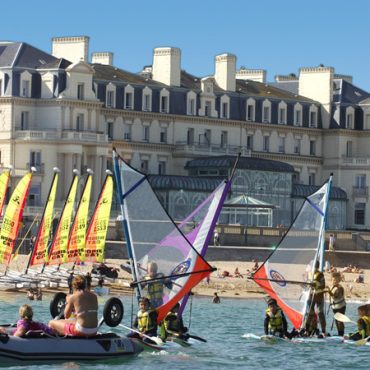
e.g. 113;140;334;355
142;86;152;112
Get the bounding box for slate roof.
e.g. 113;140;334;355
185;156;295;173
292;184;347;200
337;80;370;104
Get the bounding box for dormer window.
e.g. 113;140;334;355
124;85;134;110
142;87;152;112
220;95;230;119
20;71;32;98
106;90;115;108
187;91;197;115
205;101;212;117
22;80;30;97
160;89;170;113
77;83;84;100
0;79;2;96
246;98;255;121
278;101;287;124
345;106;355;129
262;100;271;123
309;105;318;127
294;103;302;126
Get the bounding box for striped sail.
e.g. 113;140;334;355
29;171;59;266
84;174;113;263
0;170;11;217
253;176;332;329
48;174;79;265
67;174;92;262
0;172;33;264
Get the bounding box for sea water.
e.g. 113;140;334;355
0;293;369;370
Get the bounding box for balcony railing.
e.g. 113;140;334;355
26;163;45;174
352;186;368;198
174;141;251;156
15;130;108;143
341;156;370;166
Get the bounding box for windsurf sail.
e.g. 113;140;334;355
0;171;34;264
28;168;59;268
67;170;93;262
0;170;11;217
113;150;215;323
252;174;333;329
84;171;113;263
48;171;79;265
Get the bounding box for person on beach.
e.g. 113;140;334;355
49;275;98;337
142;261;172;308
0;304;54;337
212;292;221;303
307;260;327;335
161;302;188;340
127;297;158;343
346;305;370;341
264;298;288;338
326;272;346;336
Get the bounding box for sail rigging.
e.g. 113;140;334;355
113;150;215;322
48;171;79;265
0;170;11;218
0;171;34;264
28;169;59;267
84;171;113;263
252;175;333;330
67;171;93;262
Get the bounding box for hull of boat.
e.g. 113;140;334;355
0;333;142;364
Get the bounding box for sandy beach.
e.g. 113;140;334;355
1;256;369;303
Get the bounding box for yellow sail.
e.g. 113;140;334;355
30;172;59;266
0;172;33;264
67;174;92;262
48;174;79;265
0;170;10;217
85;174;113;262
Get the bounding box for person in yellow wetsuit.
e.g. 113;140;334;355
161;302;188;341
347;305;370;341
264;298;288;338
327;272;346;336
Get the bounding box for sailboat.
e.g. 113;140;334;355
0;168;11;219
252;174;333;333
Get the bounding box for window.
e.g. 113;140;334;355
107;122;113;140
221;131;228;148
0;79;2;96
76;114;84;131
187;128;194;145
161;96;169;113
294;139;301;154
246;135;253;150
21;111;29;130
356;174;366;189
346;141;353;157
263;106;270;123
308;173;316;186
247;104;254;121
77;83;84;100
309;140;316;155
365;113;370;130
22;80;30;97
310;111;317;127
263;136;269;152
188;98;195;115
158;161;166;175
143;126;150;141
143;94;151;111
346;113;353;129
30;151;41;167
106;90;115;108
294;106;302;126
205;101;212;117
204;129;211;146
278;137;285;153
279;108;286;124
355;203;365;225
160;127;167;143
28;184;41;207
125;92;133;109
221;102;228;118
124;125;132;141
141;160;149;174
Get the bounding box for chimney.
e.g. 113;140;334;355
152;47;181;87
237;67;266;83
214;53;236;92
91;52;113;66
52;36;89;64
299;65;334;129
275;74;298;82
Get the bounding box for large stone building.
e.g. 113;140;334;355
0;36;369;229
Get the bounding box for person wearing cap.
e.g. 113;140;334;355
128;297;158;342
346;305;370;341
326;271;346;336
306;260;326;335
264;298;288;338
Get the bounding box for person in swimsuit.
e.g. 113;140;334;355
49;275;98;337
0;304;54;337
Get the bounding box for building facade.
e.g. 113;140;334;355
0;36;369;229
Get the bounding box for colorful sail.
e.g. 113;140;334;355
48;172;79;265
0;172;33;264
252;175;332;329
29;170;59;266
67;172;93;262
113;150;215;323
0;170;11;217
84;172;113;263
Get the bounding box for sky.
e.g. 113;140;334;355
2;0;370;89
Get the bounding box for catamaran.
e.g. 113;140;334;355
250;174;333;339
